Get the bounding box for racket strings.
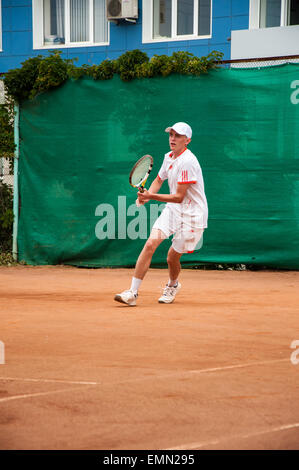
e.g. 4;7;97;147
131;158;152;186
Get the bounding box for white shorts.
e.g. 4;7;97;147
152;206;205;254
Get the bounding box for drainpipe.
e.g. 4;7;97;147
12;102;19;261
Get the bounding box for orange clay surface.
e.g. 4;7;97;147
0;265;299;450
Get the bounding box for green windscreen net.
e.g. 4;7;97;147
18;64;299;268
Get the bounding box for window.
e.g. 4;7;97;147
288;0;299;25
143;0;212;43
33;0;109;48
250;0;299;29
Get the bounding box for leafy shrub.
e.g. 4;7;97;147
0;251;16;266
0;182;14;252
3;49;224;102
0;98;15;161
0;94;15;257
3;55;44;102
31;51;72;98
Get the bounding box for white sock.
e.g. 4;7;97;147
130;277;142;294
168;279;178;287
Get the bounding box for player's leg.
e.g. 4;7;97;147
114;228;166;306
158;247;182;304
133;228;166;280
158;226;204;304
167;246;183;286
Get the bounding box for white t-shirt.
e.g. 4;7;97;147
157;148;208;228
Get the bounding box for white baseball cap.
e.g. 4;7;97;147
165;122;192;139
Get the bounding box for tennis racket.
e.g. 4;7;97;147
129;155;153;206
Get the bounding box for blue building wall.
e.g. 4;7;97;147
0;0;249;73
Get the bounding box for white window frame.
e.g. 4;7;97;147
142;0;212;43
32;0;109;49
249;0;296;29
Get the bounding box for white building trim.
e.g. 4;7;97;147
142;0;212;44
32;0;109;50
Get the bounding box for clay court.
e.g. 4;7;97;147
0;266;299;450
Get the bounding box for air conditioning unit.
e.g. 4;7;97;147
106;0;138;21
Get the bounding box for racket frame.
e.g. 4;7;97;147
129;154;153;193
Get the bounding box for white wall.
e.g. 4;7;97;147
231;24;299;60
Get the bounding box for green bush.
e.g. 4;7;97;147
0;95;15;257
31;51;71;99
3;55;43;102
0;98;15;162
3;49;224;102
0;251;16;266
0;181;14;252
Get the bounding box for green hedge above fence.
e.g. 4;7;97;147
3;49;224;103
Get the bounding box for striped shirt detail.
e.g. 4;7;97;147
177;169;196;184
178;180;197;184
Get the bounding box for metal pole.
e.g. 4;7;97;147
12;103;19;261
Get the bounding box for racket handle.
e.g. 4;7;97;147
136;186;144;207
136;199;145;207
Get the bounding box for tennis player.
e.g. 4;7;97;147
114;122;208;306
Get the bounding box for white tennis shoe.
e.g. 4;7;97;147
114;290;137;306
158;282;181;304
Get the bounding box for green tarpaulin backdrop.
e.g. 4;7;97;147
18;64;299;268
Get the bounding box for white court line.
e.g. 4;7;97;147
0;357;289;389
188;358;289;375
0;385;94;404
0;377;99;385
103;357;290;386
165;422;299;450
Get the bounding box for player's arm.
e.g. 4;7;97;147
147;175;163;194
138;182;191;204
